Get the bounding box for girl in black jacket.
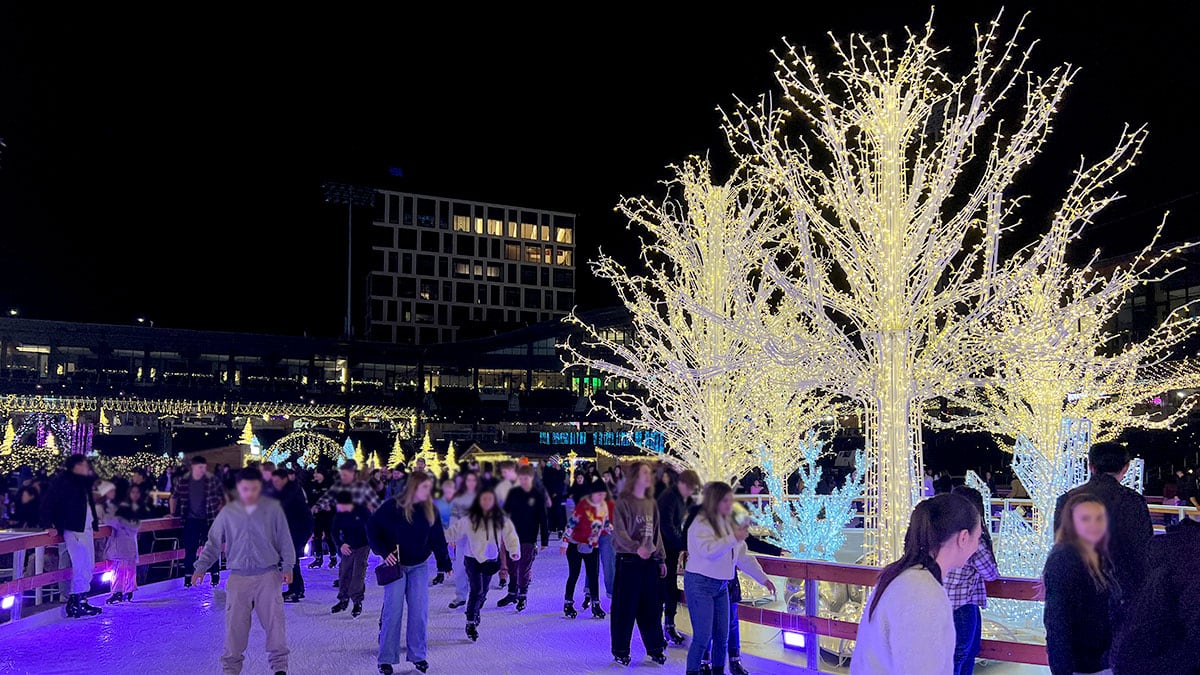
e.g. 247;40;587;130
1043;493;1120;675
367;471;452;675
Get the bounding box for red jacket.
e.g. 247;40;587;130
563;498;611;546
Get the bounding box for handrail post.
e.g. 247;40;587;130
11;549;24;621
804;576;820;672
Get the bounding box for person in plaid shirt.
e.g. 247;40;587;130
170;455;226;587
945;486;1000;675
314;462;383;514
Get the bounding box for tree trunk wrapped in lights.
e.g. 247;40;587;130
718;14;1075;561
563;159;790;484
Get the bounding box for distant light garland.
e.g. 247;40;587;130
266;431;345;469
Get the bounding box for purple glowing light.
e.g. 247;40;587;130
782;631;806;650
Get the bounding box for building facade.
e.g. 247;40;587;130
368;190;576;345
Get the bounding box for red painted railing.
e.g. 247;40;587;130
0;517;185;619
686;555;1049;670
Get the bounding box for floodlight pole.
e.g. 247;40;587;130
322;182;376;339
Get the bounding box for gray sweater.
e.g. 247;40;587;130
194;498;296;576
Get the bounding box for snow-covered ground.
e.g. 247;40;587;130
0;550;1048;674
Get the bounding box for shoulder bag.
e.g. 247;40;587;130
375;545;404;586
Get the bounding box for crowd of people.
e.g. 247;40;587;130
4;442;1199;675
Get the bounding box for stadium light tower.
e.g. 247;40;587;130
322;182;377;339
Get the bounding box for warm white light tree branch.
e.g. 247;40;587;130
715;12;1081;561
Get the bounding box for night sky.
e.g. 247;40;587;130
2;3;1197;337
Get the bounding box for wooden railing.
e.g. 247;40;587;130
685;555;1049;671
0;517;185;621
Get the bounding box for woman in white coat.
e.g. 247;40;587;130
445;486;519;641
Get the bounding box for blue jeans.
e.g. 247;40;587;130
453;537;470;602
684;572;729;671
952;604;982;675
378;561;430;666
599;533;615;598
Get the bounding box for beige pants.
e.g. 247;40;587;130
222;570;288;675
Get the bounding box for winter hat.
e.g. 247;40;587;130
94;481;116;497
584;479;608;497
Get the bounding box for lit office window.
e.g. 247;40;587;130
505;243;521;261
521;222;538;240
474;217;485;234
543;247;552;263
525;245;542;263
540;225;551;242
488;219;504;236
508;220;518;238
556;248;573;266
473;262;484;278
556;227;574;244
486;264;502;279
453;215;471;232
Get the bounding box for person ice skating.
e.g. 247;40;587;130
272;469;313;603
40;454;103;618
850;493;982;675
100;481;143;604
192;468;295;675
659;468;700;646
945;487;1000;675
445;487;520;641
498;463;549;611
330;491;372;618
682;482;777;675
448;470;478;610
315;461;382;514
307;468;336;569
368;470;453;675
610;462;669;666
170;455;225;588
1043;494;1119;675
561;478;611;620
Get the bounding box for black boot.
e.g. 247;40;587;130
77;596;102;616
729;658;749;675
665;623;686;646
700;663;712;675
581;592;591;611
65;594;81;618
648;652;667;665
515;594;527;612
331;599;349;614
105;592;123;605
328;556;338;569
466;620;479;641
377;665;393;675
124;592;133;602
352;601;362;618
496;592;518;607
413;661;428;673
563;601;577;618
308;557;324;569
613;655;631;666
591;603;606;620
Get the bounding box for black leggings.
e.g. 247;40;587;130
564;543;599;602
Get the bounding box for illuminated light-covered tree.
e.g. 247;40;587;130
342;437;355;462
2;420;15;452
757;428;870;561
354;440;367;468
717;14;1101;561
392;434;405;467
238;419;255;446
445;441;458;477
564;159;789;484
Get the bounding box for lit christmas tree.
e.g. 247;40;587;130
444;441;458;477
354;440;366;468
2;420;15;452
392;434;405;467
238;419;255;445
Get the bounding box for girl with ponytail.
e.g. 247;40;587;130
850;493;983;675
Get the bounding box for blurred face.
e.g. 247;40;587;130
416;459;426;471
518;474;533;491
501;467;517;482
261;466;273;479
480;492;496;511
465;474;478;494
718;492;734;515
271;475;286;491
189;463;205;479
393;470;403;479
340;468;356;484
442;482;456;499
314;471;325;482
1072;501;1108;548
21;490;34;504
635;465;652;491
589;491;606;505
678;482;695;499
72;461;91;477
129;486;142;502
237;479;262;505
101;488;116;502
414;479;433;502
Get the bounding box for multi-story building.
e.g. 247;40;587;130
368;190;576;345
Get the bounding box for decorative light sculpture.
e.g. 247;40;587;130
267;431;345;469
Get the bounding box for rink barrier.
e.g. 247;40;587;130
683;555;1049;670
0;517;185;621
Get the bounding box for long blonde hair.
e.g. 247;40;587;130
398;470;436;524
700;481;733;538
